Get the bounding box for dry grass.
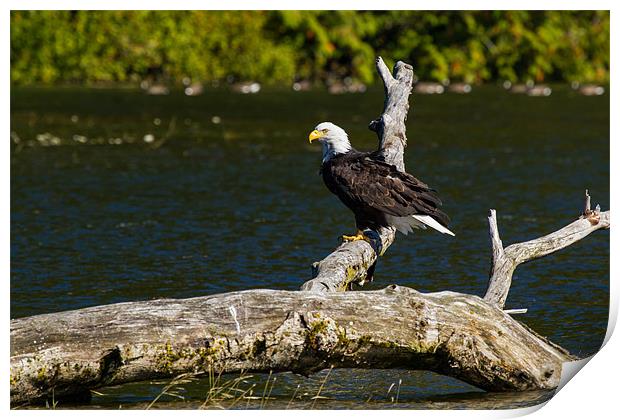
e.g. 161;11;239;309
146;367;405;409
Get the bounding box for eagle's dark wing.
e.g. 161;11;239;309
326;153;450;227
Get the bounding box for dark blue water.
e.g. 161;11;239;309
11;86;609;408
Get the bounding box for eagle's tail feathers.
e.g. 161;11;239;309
411;215;455;236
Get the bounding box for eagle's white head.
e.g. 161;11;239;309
308;122;352;163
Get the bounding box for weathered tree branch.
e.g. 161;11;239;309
10;286;574;405
484;190;610;308
302;57;414;292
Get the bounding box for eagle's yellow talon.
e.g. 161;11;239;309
341;230;369;243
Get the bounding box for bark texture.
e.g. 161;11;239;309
302;57;414;292
11;286;573;405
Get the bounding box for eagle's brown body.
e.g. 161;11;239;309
321;150;450;233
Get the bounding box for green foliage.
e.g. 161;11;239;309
10;10;609;86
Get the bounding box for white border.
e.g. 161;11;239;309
4;2;616;419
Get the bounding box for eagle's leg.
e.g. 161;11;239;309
365;260;377;283
341;230;371;243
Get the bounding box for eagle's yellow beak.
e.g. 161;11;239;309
308;130;323;143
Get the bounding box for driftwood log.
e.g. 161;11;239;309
11;286;573;405
10;59;610;406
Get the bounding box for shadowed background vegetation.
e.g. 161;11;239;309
11;10;609;86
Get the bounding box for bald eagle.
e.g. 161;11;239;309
309;122;454;242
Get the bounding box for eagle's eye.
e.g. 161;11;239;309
322;129;329;134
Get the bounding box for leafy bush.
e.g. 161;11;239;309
10;10;609;86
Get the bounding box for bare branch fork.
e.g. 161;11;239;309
484;190;610;308
10;58;610;405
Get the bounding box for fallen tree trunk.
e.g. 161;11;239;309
10;286;573;404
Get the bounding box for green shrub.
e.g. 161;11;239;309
10;10;609;86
